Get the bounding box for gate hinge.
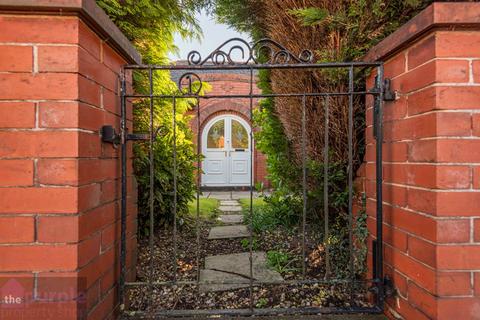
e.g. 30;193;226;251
383;78;396;101
369;275;395;298
101;125;149;144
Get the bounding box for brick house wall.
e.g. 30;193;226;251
178;70;269;187
0;1;139;319
361;3;480;320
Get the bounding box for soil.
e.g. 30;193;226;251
126;219;373;315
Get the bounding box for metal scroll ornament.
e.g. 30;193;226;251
187;38;314;66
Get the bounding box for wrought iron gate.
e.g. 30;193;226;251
114;38;389;318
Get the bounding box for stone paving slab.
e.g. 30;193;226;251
220;200;240;206
208;225;249;239
205;252;283;282
200;252;283;292
218;205;242;212
218;214;243;224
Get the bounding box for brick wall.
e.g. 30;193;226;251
362;3;480;320
0;2;139;319
188;72;269;186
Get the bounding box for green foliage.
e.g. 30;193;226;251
266;250;299;274
240;238;259;251
187;198;220;220
243;194;302;233
95;0;206;234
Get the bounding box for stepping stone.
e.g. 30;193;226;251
208;192;231;200
218;205;242;212
220;200;240;206
208;225;249;239
199;252;283;292
218;214;243;224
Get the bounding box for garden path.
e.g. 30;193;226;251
200;195;283;291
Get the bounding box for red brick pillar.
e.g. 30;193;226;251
0;1;139;319
363;3;480;320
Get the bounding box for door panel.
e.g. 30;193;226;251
202;115;251;186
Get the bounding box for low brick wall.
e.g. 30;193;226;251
0;1;139;319
362;3;480;320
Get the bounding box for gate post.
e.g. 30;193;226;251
0;1;139;319
362;3;480;320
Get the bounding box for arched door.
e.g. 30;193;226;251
201;115;251;187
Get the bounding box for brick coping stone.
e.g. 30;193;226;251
365;2;480;62
0;0;141;64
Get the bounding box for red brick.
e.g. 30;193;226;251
383;184;407;207
102;88;120;115
88;285;115;320
474;114;480;137
393;296;431;320
437;297;480;320
408;86;436;116
385;205;436;242
436;112;472;136
0;245;77;271
384;52;406;79
79;183;102;213
0;16;78;43
0;160;33;186
0;217;34;243
384;246;436;292
436;31;480;58
407;35;436;70
437;86;480;110
36;272;82;300
436;59;470;83
102;43;125;73
0;131;78;158
407;188;436;215
383;223;408;252
79;132;102;157
101;223;117;250
79;202;117;240
437;219;471;243
78;234;101;268
435;165;471;189
79;75;101;106
384;96;407;122
38;45;78;72
78;20;101;60
475;273;480;296
0;187;78;214
408;282;437;319
408;236;436;267
37;216;79;243
79;47;117;91
437;271;472;296
437;245;480;269
437;192;480;217
473;60;480;83
100;267;115;294
39;101;78;128
383;142;409;162
409;139;436;162
0;102;35;128
78;246;114;288
392;60;435;93
0;45;32;72
474;219;480;242
437;139;480;163
37;159;78;185
0;73;77;100
385;265;408;297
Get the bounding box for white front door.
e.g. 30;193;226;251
202;115;251;187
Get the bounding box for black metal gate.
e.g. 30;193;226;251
115;38;388;318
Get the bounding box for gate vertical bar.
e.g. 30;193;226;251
119;71;127;310
173;96;178;283
375;65;385;310
301;94;307;279
323;95;330;279
248;66;254;313
148;68;155;302
196;98;201;282
348;65;355;303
